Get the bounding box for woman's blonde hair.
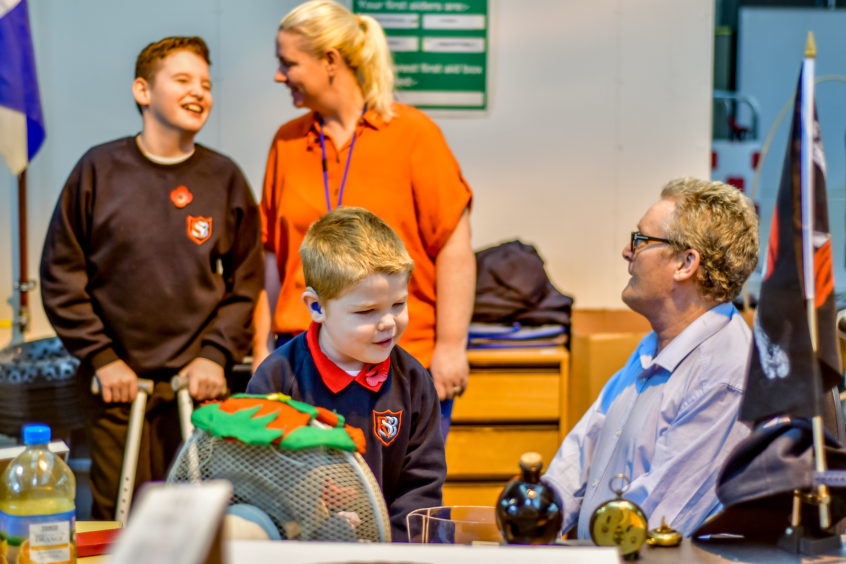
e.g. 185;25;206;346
281;0;395;120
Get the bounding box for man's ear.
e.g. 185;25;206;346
132;77;151;109
674;249;701;282
302;287;325;323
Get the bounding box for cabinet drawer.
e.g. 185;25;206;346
467;347;567;368
452;371;560;423
445;425;560;479
442;481;507;507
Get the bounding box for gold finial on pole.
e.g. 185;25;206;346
805;31;816;59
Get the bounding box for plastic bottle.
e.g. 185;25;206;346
0;424;76;563
495;451;563;544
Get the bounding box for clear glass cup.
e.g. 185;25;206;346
406;505;503;544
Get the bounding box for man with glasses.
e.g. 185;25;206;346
543;178;759;538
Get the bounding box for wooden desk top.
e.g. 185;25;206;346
641;537;846;563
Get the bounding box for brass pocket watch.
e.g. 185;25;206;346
589;474;648;560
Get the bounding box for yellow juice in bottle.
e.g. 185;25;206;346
0;424;76;564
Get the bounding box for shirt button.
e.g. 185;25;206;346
591;480;598;488
616;429;622;436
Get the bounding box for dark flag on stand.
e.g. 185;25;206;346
739;56;842;425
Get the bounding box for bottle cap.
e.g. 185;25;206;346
519;451;544;473
23;423;51;445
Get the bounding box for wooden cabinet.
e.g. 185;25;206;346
443;347;569;507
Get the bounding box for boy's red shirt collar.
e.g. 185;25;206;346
306;322;390;393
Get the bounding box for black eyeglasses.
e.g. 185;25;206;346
630;231;672;254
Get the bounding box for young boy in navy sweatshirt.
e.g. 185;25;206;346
247;207;445;541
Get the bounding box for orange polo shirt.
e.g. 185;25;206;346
260;103;472;367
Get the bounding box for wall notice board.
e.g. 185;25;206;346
353;0;489;111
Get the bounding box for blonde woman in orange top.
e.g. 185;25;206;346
253;0;475;437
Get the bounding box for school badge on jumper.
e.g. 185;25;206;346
373;409;402;447
170;185;193;208
187;215;212;245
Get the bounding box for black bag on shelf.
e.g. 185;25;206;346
472;240;573;328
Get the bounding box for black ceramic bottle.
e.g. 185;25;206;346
495;451;563;544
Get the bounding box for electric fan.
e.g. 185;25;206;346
166;394;392;542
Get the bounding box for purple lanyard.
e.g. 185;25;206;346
317;108;364;212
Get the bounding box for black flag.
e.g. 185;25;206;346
740;60;842;425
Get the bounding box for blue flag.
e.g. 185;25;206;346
0;0;45;175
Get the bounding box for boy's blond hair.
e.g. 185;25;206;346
301;207;414;300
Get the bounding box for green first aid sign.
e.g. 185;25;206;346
354;0;488;111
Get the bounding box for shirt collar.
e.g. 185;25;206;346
306;107;384;145
360;106;386;129
640;302;738;376
306;322;390;393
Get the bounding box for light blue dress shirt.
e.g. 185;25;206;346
543;302;752;539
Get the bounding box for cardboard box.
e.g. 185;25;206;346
567;309;651;432
0;440;69;476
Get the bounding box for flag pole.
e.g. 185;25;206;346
800;31;830;530
11;169;33;345
1;0;46;345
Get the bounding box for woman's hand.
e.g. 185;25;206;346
429;341;469;401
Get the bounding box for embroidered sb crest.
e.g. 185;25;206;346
187;216;212;245
373;409;402;447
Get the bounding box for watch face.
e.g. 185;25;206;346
590;501;648;556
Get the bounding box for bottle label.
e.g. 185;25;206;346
0;509;75;564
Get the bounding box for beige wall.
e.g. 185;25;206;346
0;0;713;343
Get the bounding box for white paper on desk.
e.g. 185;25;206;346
109;480;231;564
228;540;620;563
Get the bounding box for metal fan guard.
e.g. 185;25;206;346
166;428;391;542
